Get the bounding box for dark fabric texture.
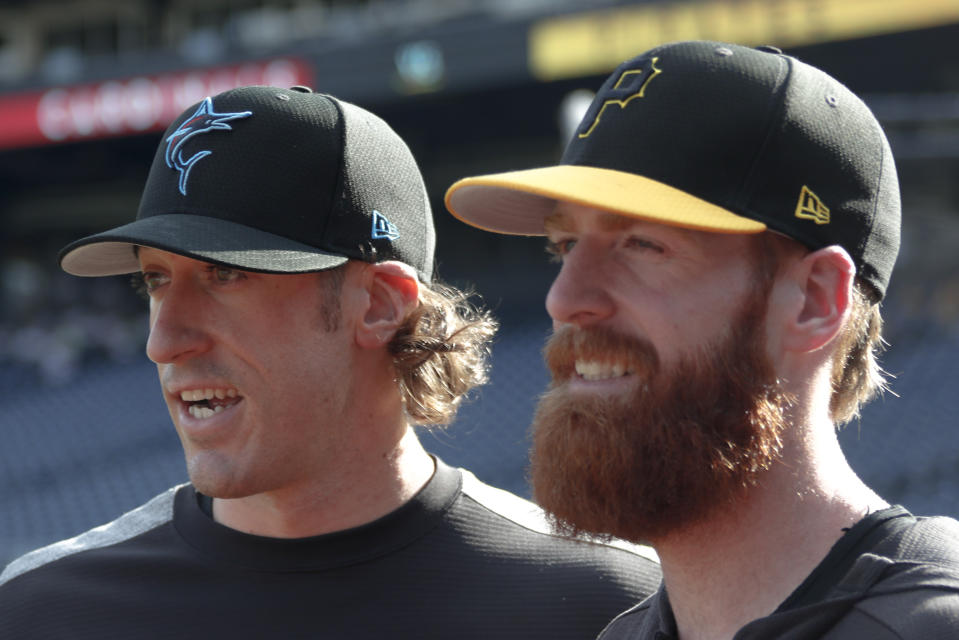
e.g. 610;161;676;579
0;458;661;639
598;506;959;640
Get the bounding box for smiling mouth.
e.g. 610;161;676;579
574;360;634;381
180;388;241;419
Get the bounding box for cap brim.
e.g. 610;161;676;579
445;165;767;236
59;214;349;277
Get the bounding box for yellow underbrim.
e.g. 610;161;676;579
445;165;766;236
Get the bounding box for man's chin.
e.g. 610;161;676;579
531;405;766;544
185;452;247;499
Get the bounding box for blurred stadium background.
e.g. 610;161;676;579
2;0;959;567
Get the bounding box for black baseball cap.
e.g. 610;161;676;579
446;40;900;300
60;85;436;283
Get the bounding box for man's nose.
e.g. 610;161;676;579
545;249;615;329
145;281;213;365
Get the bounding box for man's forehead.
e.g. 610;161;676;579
544;203;668;234
542;202;771;258
135;245;214;268
135;245;176;261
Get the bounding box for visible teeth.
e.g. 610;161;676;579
575;361;597;379
186;403;229;419
575;360;630;381
180;388;237;402
189;405;216;419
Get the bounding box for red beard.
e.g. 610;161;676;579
531;289;790;544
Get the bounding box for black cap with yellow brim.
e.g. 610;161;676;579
446;165;766;236
445;40;900;300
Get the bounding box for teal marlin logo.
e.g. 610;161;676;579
164;97;252;195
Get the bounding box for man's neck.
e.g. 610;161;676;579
652;444;887;640
211;429;436;538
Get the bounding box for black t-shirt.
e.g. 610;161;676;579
1;458;661;639
776;506;916;610
599;506;959;640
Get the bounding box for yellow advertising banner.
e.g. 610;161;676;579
530;0;959;81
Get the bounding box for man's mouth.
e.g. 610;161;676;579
179;388;241;419
574;360;633;381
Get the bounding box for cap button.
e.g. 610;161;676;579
289;85;313;93
755;45;783;54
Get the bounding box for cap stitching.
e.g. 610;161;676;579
320;94;358;260
734;54;791;220
860;118;885;261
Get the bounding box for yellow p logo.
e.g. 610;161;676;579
578;57;662;139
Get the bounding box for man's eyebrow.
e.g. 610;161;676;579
544;208;641;233
596;212;640;232
543;210;573;233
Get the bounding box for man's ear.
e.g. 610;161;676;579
355;261;420;349
778;245;856;354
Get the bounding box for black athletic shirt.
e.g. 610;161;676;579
0;457;661;639
599;506;959;639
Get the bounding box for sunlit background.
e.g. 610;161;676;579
2;0;959;566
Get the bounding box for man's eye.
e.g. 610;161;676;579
209;266;246;283
141;272;167;291
545;239;576;262
625;237;664;253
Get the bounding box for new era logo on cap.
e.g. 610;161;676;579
371;210;400;241
795;186;830;225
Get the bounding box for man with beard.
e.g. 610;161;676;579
445;41;959;639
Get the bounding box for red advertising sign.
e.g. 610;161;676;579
0;58;313;150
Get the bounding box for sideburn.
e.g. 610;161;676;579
317;264;348;332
